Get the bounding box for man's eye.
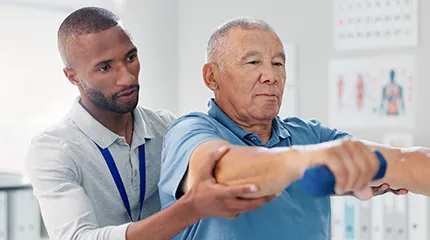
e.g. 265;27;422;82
99;65;110;72
273;62;284;66
127;55;136;62
247;60;259;65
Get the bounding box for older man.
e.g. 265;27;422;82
159;18;429;239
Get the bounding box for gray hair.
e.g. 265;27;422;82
205;17;276;63
57;6;121;67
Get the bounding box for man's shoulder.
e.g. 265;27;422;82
278;116;324;129
30;115;81;146
26;116;82;168
136;106;177;125
135;106;180;138
278;116;327;138
279;116;349;142
169;111;218;129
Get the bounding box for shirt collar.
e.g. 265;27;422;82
273;116;291;140
207;98;252;139
207;98;291;142
68;97;154;149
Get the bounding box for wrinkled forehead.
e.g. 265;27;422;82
225;28;284;59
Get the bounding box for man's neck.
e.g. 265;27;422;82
216;102;272;144
80;98;134;145
241;122;272;145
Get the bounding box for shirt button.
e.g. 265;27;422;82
251;137;257;141
134;169;138;177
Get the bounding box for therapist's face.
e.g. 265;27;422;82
63;25;141;114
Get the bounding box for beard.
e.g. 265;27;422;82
82;83;140;114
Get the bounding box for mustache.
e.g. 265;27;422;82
113;84;140;98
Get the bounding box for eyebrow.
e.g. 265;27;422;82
276;52;286;62
240;51;286;62
94;59;113;69
93;47;138;68
241;51;262;61
126;47;138;57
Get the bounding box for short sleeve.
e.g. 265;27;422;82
307;119;351;143
158;114;222;209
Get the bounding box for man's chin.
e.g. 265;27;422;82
252;105;279;118
110;100;138;114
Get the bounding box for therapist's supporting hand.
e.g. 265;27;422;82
184;146;275;221
371;183;408;196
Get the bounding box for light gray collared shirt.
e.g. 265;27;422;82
25;97;176;240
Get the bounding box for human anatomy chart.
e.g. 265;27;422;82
328;55;416;129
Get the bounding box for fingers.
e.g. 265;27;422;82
394;189;409;195
344;140;376;190
198;145;230;180
208;145;230;167
224;184;259;196
212;145;230;161
355;141;380;181
353;186;373;200
213;184;274;215
386;188;409;195
234;196;274;212
225;214;240;220
333;141;359;193
372;183;390;195
321;148;348;194
223;195;274;214
370;184;409;197
324;139;380;194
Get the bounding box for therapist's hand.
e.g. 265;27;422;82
184;146;275;220
370;183;408;196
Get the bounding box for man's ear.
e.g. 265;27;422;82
203;63;219;91
63;68;81;87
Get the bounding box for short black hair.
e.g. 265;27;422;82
57;6;120;66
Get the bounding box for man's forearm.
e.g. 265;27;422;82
215;145;302;198
215;141;430;199
126;195;199;240
370;145;430;195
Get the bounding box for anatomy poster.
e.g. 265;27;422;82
328;55;416;129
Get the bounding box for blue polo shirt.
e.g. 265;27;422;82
159;99;349;240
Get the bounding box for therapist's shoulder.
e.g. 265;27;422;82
135;106;178;131
25;116;81;178
28;115;85;152
27;115;83;155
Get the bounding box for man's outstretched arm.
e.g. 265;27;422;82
185;138;382;200
212;139;430;199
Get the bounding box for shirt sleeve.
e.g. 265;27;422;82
307;119;351;143
25;135;131;240
158;114;221;209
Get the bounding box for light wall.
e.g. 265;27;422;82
176;0;430;147
0;0;178;173
1;0;429;172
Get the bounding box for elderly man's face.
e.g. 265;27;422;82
215;29;286;122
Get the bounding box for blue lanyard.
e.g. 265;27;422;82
95;143;146;222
